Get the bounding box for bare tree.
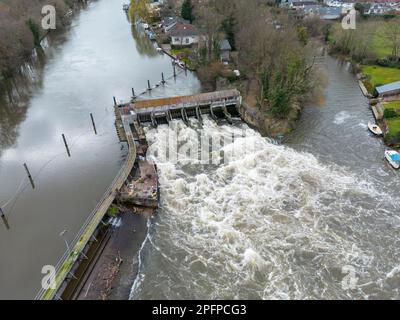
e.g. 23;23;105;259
194;0;224;62
383;19;400;57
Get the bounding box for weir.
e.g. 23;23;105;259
119;89;242;127
35;89;243;300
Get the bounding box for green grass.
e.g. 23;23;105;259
387;117;400;135
362;65;400;87
329;19;399;60
171;48;193;68
107;205;119;217
383;101;400;110
370;25;393;59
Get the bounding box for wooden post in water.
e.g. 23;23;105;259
23;163;35;189
0;208;9;230
147;80;152;91
113;96;117;106
90;113;97;135
161;72;165;85
132;88;136;98
62;134;71;157
173;64;176;78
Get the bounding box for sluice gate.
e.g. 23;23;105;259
118;89;242;127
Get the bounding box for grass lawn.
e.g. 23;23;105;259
362;65;400;87
171;48;193;68
383;101;400;110
370;24;393;59
386;117;400;135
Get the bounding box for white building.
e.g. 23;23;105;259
169;23;202;47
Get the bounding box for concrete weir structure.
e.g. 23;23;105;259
35;89;242;300
120;89;242;126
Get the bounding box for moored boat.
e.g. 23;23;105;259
368;122;383;136
385;150;400;169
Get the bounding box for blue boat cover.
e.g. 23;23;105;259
390;153;400;162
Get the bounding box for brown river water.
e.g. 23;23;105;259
0;0;199;299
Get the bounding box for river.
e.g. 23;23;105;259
131;57;400;300
0;1;399;300
0;0;200;299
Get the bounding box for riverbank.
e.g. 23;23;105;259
0;0;88;86
348;59;400;149
0;0;201;299
328;18;400;148
131;54;400;299
75;202;153;300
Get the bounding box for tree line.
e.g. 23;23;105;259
176;0;317;119
0;0;81;80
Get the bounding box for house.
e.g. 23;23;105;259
162;16;190;33
281;0;318;8
290;1;319;9
365;3;392;15
303;6;343;19
376;81;400;97
325;0;355;12
219;39;232;62
169;23;202;47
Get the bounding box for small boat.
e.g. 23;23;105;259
368;122;383;136
385;150;400;169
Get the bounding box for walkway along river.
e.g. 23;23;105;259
0;0;399;299
0;0;200;299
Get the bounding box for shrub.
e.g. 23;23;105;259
385;131;400;146
107;205;119;218
362;80;374;94
384;108;398;119
376;58;400;69
27;19;41;46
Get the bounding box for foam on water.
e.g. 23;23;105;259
334;111;352;125
130;118;400;300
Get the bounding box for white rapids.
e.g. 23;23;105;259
130;118;400;300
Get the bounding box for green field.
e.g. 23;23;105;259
330;18;400;60
384;102;400;145
386;117;400;136
362;65;400;87
384;101;400;110
371;25;393;59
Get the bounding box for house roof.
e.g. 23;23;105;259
219;39;232;51
304;6;342;17
376;81;400;94
163;16;189;28
169;23;200;37
292;1;318;6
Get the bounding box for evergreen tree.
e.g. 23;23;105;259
27;19;41;46
181;0;193;23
